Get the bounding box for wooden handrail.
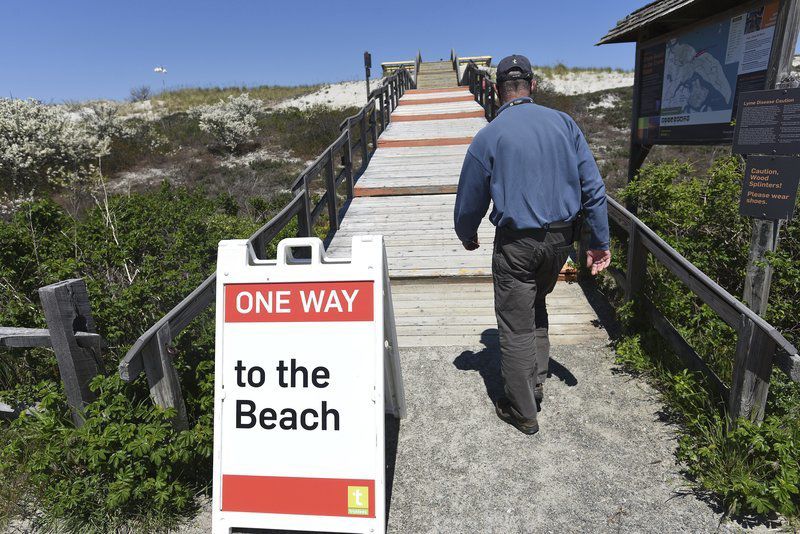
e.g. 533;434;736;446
606;196;800;422
118;67;413;424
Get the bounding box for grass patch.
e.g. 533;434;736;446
153;84;322;113
534;63;632;77
260;105;360;160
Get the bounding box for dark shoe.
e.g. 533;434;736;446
534;383;544;403
495;397;539;435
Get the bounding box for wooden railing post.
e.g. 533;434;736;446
369;104;378;154
488;83;496;120
294;174;313;237
342;130;354;198
730;314;775;423
142;322;188;429
377;93;385;133
359;111;369;173
325;150;338;231
625;223;647;300
38;279;103;427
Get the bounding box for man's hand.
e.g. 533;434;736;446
586;249;611;275
462;235;480;251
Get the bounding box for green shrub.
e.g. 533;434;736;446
610;157;800;520
0;371;213;532
0;183;260;531
260;105;360;160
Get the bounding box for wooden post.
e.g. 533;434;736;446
743;219;781;316
142;322;189;429
342;131;354;198
377;93;385;133
359;111;369;174
732;0;800;424
369;104;378;155
625;223;648;300
294;174;313;237
742;0;800;315
363;51;371;101
325;150;338;231
38;279;103;427
489;80;496;120
626;43;653;212
730;314;776;422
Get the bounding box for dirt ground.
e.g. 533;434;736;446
175;336;773;534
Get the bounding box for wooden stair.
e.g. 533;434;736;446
415;61;458;89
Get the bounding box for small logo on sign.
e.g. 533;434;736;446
347;486;369;516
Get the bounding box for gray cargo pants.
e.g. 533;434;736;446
492;224;574;421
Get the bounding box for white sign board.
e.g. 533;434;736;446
212;236;405;534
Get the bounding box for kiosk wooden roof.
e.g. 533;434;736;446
598;0;761;44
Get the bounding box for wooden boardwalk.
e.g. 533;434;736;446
328;62;605;348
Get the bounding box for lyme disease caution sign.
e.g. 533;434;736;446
212;237;404;534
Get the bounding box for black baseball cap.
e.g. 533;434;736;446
496;54;533;83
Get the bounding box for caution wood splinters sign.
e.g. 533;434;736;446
212;237;405;534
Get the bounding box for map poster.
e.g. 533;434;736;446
635;1;779;144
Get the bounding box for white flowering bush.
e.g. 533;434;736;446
191;93;261;152
0;98;115;194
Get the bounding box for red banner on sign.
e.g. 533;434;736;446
222;475;375;518
224;281;374;322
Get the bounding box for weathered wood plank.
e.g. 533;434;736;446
142;323;189;429
392;111;485;122
379;119;485;140
394;314;598;326
393;306;592;317
38;279;103;427
402;89;469;99
397;333;601;347
0;327;102;349
405;87;470;95
397;96;472;105
393;104;483;116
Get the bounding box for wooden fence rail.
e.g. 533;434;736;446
117;67;414;427
606;197;800;423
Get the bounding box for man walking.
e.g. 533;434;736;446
454;54;611;435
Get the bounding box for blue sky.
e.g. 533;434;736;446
1;1;666;102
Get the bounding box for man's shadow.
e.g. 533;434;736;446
453;328;578;403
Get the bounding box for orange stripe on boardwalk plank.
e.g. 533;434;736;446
377;137;473;148
398;95;474;106
355;184;458;197
392;111;485;122
405;87;470;95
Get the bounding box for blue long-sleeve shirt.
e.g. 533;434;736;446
454;97;609;250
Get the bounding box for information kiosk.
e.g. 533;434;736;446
212;236;405;534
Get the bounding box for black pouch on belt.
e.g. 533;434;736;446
571;210;585;244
